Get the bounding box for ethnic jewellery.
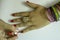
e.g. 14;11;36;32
46;2;60;22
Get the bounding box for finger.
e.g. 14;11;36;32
10;16;31;23
10;18;22;23
19;25;36;33
7;24;17;32
12;12;29;17
13;23;25;27
13;21;32;27
26;1;39;8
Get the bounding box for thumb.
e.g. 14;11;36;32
18;25;37;33
25;1;39;9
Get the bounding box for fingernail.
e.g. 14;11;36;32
14;34;17;36
26;1;29;3
13;24;16;27
10;20;14;22
12;14;15;16
20;31;23;33
7;32;12;36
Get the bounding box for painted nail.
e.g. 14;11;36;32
20;31;23;33
26;1;29;3
13;24;16;27
10;20;14;22
7;32;12;36
12;14;15;16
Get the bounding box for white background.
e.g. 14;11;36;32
0;0;60;40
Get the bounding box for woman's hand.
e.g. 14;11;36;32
0;19;17;40
11;1;50;33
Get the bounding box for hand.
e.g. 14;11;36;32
0;19;17;40
11;1;50;33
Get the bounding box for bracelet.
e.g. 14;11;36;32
55;2;60;17
46;2;60;22
46;8;55;22
52;6;59;21
50;7;57;21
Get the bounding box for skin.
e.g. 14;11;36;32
0;1;59;40
0;19;17;40
11;1;50;33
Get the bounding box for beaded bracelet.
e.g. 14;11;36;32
47;2;60;22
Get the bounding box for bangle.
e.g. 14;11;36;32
46;2;60;22
55;2;60;15
46;8;55;22
52;6;59;21
49;7;57;21
54;2;60;20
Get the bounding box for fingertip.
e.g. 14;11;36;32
26;1;29;3
12;14;15;16
14;34;17;36
9;20;14;22
13;24;16;27
7;31;13;36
